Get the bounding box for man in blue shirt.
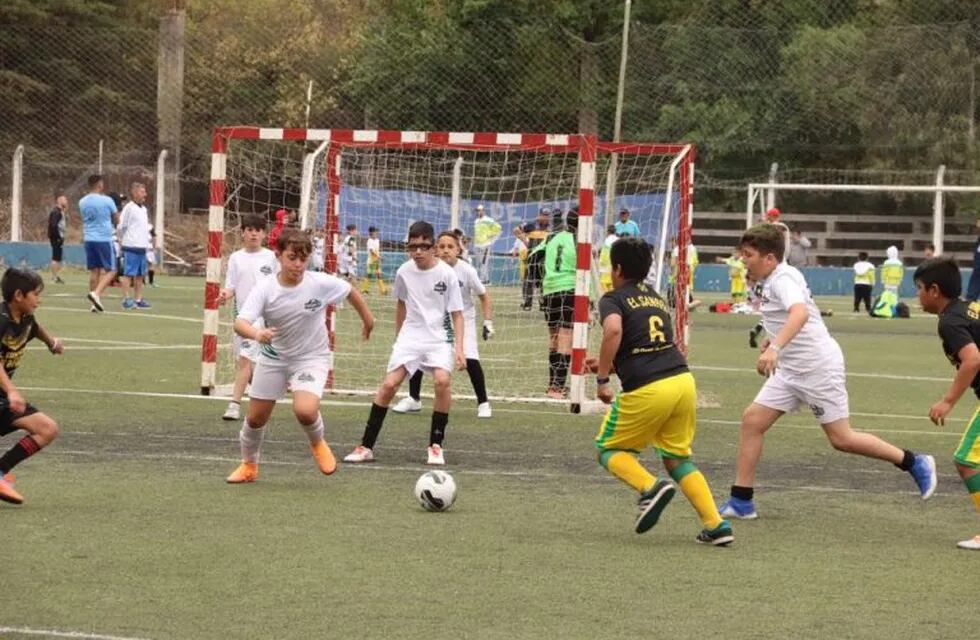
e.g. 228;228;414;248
78;174;118;312
614;208;641;238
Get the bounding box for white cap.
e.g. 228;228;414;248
476;204;484;211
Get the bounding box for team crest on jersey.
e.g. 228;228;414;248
260;265;273;275
433;281;447;294
304;298;323;312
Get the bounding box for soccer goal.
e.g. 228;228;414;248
200;128;694;409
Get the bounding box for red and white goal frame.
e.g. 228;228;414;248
200;127;694;409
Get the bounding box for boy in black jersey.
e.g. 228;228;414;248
587;237;732;545
0;269;64;505
914;257;980;550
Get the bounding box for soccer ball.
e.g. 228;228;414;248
414;470;457;512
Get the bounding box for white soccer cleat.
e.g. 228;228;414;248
392;397;422;414
426;444;445;465
222;402;240;421
477;402;492;418
957;535;980;550
87;291;104;312
343;445;375;463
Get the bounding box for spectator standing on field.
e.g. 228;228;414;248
117;182;152;309
787;229;811;268
78;174;119;312
47;193;69;284
473;204;502;284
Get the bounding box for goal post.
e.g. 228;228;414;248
201;127;694;409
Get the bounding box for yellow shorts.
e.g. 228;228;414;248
594;371;696;459
731;278;746;297
955;405;980;468
600;273;613;293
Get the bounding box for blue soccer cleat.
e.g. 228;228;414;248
121;298;136;310
718;497;759;520
135;299;152;309
909;454;937;500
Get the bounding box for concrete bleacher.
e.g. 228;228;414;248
693;210;978;267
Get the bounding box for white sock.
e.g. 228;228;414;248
240;419;266;463
301;413;325;445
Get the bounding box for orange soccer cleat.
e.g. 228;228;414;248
226;461;259;484
0;474;24;505
311;440;337;475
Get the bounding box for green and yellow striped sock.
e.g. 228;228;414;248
599;450;656;494
966;473;980;512
669;460;723;529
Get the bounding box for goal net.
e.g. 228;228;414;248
201;128;694;408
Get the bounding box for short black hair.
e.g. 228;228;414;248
607;224;616;234
346;223;357;232
858;251;869;261
241;213;266;232
408;220;434;242
619;208;630;216
564;209;578;232
87;174;103;188
2;268;43;303
913;257;961;299
739;223;785;262
368;226;378;233
609;237;652;282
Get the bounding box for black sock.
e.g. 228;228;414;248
0;435;41;475
731;485;754;501
361;403;388;449
548;351;559;389
555;353;571;390
148;269;155;285
895;448;916;471
408;370;423;401
466;359;488;404
430;411;449;446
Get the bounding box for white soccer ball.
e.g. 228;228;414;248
414;470;457;512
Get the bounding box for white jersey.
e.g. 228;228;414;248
118;201;150;249
366;237;381;263
237;271;351;361
758;263;842;375
312;237;325;270
339;234;358;272
225;248;279;313
393;259;464;346
452;259;486;323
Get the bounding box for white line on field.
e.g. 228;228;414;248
61;345;205;351
0;626;152;640
44;306;222;325
56;337;156;346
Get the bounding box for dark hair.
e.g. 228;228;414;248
346;223;357;232
739;223;786;262
858;251;869;261
452;228;464;239
913;257;961;299
926;243;936;252
241;213;267;232
606;224;616;234
368;226;378;233
87;174;103;188
2;268;43;303
564;209;578;232
609;237;652;282
108;192;126;210
276;228;313;257
619;208;630;216
408;220;434;242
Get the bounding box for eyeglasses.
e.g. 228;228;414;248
407;243;433;252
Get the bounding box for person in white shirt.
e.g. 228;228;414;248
345;221;465;466
226;229;374;484
360;225;387;295
216;214;280;421
339;223;359;285
117;182;151;310
310;231;325;272
718;223;937;520
395;231;495;418
852;251;875;313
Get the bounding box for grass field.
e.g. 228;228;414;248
1;270;976;640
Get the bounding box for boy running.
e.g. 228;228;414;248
0;268;65;505
588;238;732;544
719;224;937;519
344;221;465;466
913;257;980;550
217;214;280;421
226;230;374;483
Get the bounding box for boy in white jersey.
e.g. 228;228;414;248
361;226;387;295
217;214;279;421
395;231;495;418
345;221;465;465
339;224;359;286
226;229;374;483
719;223;937;519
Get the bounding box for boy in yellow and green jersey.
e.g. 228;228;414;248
914;257;980;550
588;236;732;545
717;251;747;302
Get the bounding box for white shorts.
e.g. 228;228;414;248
249;355;331;400
387;340;454;375
233;319;264;363
340;263;358;278
753;366;850;425
464;317;479;361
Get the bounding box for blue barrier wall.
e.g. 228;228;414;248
0;242;88;270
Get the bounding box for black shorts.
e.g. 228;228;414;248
0;402;39;437
50;240;63;262
543;291;575;329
